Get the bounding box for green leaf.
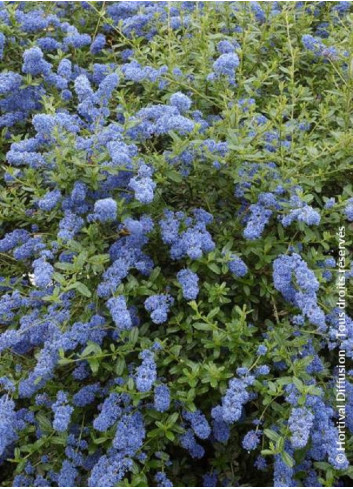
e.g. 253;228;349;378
167;412;179;425
93;436;110;445
165;431;175;441
127;377;134;390
81;342;102;358
89;254;110;265
52;272;66;284
115;357;125;375
166;169;183;183
264;429;281;442
75;251;88;269
74;281;92;297
281;451;295;468
129;327;139;345
54;262;75;272
207;262;221;274
193;322;211;331
36;413;52;433
207;307;220;319
87;357;99;374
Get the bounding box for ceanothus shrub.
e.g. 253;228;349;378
0;1;353;487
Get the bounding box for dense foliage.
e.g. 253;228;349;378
0;1;353;487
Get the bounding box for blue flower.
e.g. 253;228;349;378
63;26;91;49
212;52;239;83
281;205;321;227
88;454;132;487
0;395;17;456
58;211;84;241
96;73;119;104
302;34;325;55
217;40;236;54
243;204;273;240
228;254;248;277
72;383;100;407
57;59;72;79
52;391;73;432
93;393;122;432
129;164;156;204
160;209;215;261
324;197;335;209
74;74;94;101
180;429;204;459
93;198;117;222
203;472;218;487
211;406;230;443
288;407;314;449
308;395;349;470
37;36;62;51
33;257;54;288
0;377;15;392
136;349;157;392
274;445;295;487
0;32;5;59
144;294;174;324
155;114;194;135
273;253;326;330
169;92;192;113
345;198;353;221
302;34;338;60
184;409;211;440
58;460;78;487
155;471;173;487
107;296;132;331
112;412;145;456
220;374;254;423
37;189;61;211
324;257;336;268
154;384;170;412
177;269;199;300
90;34;106;54
251;2;266;22
242;430;261;451
254;455;267;470
22;47;52;76
0;229;30;253
0;72;22;95
257;345;267;356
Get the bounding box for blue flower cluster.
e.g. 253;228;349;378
177;269;199;300
345;197;353;221
155;471;173;487
154;384;171;412
0;396;17;457
288;407;314;449
273;253;326;330
227;254;248;277
129;164;156;204
91;198;117;222
216;370;255;424
212;52;240;84
136;349;157;392
183;409;211;440
52;391;73;432
107;296;132;332
302;34;338;60
240;182;321;240
160;209;215;260
93;393;123;432
144;294;174;324
242;430;261;451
